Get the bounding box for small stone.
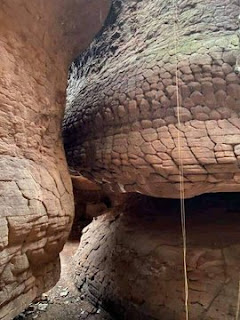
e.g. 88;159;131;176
41;293;48;301
60;288;69;297
25;305;36;314
37;303;48;312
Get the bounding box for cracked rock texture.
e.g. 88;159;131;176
75;194;240;320
63;0;240;198
0;1;110;319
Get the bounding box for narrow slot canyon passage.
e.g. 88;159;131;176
13;238;111;320
1;0;240;319
13;177;115;320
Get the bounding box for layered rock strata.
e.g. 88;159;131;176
75;193;240;319
63;0;240;198
0;1;110;319
71;174;127;237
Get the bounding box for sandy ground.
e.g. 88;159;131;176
15;241;112;320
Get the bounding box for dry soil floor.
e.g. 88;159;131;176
15;241;112;320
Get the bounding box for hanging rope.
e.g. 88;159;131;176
236;277;240;320
172;1;189;319
235;11;240;320
172;2;240;320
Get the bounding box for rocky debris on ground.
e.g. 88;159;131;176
59;288;69;298
13;291;111;320
13;241;113;320
13;294;51;319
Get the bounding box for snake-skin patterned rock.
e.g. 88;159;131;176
63;0;240;198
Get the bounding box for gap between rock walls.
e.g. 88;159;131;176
1;0;240;319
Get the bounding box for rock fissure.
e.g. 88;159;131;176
0;1;111;319
1;0;240;319
60;1;240;318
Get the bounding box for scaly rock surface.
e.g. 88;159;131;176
63;0;240;198
75;194;240;319
0;1;110;319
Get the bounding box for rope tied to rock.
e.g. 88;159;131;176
236;278;240;320
172;1;189;319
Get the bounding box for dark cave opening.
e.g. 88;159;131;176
69;190;240;244
120;192;240;248
124;191;240;219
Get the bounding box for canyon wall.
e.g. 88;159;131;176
75;194;240;319
63;0;240;318
0;1;110;319
64;0;240;198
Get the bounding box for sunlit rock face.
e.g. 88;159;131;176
0;1;110;319
63;0;240;198
74;193;240;320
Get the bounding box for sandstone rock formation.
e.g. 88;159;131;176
63;0;240;198
71;175;108;237
75;194;240;319
0;1;110;319
62;0;240;318
71;174;127;238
